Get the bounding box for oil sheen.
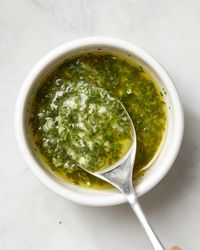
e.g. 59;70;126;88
29;53;166;189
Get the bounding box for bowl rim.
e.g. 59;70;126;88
15;36;184;206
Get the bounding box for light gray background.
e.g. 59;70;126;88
0;0;200;249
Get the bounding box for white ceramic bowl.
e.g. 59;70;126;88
15;37;184;206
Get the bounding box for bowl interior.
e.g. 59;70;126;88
21;40;180;206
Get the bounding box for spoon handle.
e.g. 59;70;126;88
125;192;165;250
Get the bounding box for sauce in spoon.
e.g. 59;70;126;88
57;81;133;173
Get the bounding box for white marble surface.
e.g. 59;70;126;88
0;0;200;249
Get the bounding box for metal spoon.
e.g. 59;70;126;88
79;110;165;250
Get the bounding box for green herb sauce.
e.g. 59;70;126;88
29;53;166;189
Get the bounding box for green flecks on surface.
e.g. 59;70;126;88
29;53;166;189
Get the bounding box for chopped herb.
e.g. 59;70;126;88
29;53;166;189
